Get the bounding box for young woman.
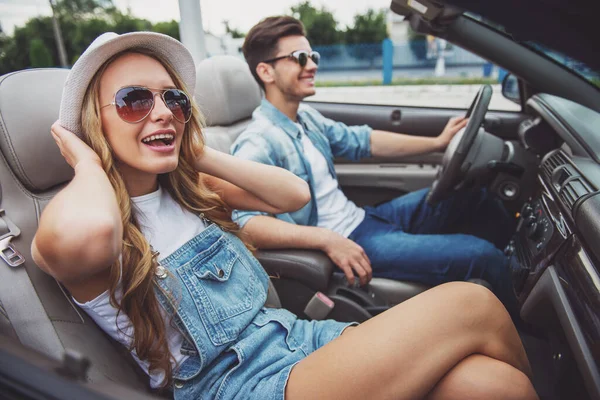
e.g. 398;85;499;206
32;31;538;400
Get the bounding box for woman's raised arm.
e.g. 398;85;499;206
196;146;310;214
32;122;122;288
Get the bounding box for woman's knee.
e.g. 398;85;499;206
436;281;498;305
485;365;538;400
427;355;538;400
506;369;539;400
435;282;510;327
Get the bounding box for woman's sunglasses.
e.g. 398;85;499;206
100;86;192;124
263;50;321;68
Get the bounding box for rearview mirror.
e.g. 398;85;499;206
501;73;520;104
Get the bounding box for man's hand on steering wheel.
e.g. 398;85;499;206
436;116;468;150
426;84;493;205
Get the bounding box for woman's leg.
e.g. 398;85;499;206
426;355;538;400
285;282;534;400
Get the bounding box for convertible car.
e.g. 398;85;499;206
0;0;598;399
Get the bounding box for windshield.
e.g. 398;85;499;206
466;13;600;88
526;42;599;85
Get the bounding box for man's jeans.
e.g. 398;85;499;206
348;188;518;313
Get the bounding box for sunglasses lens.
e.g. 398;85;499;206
113;87;191;124
296;51;308;67
114;87;154;123
311;51;320;66
163;89;192;123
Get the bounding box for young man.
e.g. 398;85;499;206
231;16;517;309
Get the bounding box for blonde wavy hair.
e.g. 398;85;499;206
81;48;240;387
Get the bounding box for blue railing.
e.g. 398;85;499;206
312;39;599;85
313;40;487;72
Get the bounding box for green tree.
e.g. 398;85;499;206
344;9;388;66
223;20;244;39
291;1;341;46
153;20;180;40
29;38;54;67
0;24;16;75
68;17;110;59
53;0;116;19
11;17;57;71
345;8;388;45
110;10;152;34
0;0;183;74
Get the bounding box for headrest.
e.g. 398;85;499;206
0;69;73;192
195;55;262;126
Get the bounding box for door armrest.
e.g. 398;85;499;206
255;249;335;292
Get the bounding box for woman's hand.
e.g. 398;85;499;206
193;145;215;173
51;121;101;169
35;122;122;292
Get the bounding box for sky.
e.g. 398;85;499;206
0;0;391;36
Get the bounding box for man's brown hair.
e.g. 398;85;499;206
242;16;306;90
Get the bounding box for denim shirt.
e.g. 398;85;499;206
230;99;372;228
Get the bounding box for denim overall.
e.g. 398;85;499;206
152;222;353;400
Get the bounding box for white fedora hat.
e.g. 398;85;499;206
59;31;196;138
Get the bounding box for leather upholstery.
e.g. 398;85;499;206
0;68;150;390
255;249;335;292
195;55;262;127
0;69;73;192
0;301;18;340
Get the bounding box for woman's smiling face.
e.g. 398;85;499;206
98;52;187;191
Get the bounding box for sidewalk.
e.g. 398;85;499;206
309;84;520;111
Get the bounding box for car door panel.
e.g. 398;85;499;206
307;101;527;206
335;163;437;207
309;101;527;139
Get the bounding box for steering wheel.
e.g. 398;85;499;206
426;85;492;205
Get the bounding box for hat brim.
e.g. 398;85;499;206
59;31;196;138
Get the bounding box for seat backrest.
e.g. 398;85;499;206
194;55;262;153
0;68;149;390
194;56;281;308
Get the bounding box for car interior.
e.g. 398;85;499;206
0;1;599;399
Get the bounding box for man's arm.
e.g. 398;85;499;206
370;116;468;158
307;104;467;161
243;216;372;286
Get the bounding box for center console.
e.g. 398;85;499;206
506;177;571;299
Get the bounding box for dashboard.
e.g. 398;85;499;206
508;93;600;399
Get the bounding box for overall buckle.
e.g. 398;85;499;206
0;209;25;268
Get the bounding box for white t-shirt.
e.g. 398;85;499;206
298;123;365;237
75;187;206;388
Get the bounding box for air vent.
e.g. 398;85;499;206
542;150;594;212
542;151;569;181
559;178;591;209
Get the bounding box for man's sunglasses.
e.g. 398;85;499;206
263;50;321;68
100;86;192;124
